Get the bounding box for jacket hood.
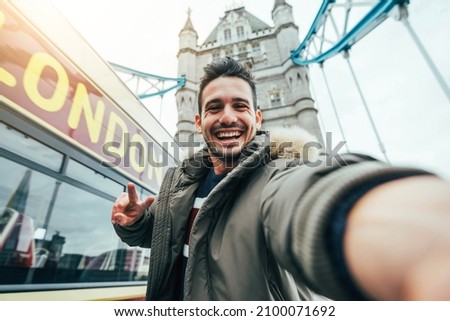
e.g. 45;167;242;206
180;126;320;163
268;126;320;162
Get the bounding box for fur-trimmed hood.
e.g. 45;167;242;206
180;126;321;163
267;126;320;162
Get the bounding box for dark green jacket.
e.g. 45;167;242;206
114;130;428;300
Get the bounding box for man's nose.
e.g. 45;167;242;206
219;105;238;124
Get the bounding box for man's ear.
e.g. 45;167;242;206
195;114;202;133
255;109;262;130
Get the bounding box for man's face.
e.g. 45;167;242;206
195;76;262;162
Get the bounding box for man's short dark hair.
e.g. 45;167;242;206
197;57;257;115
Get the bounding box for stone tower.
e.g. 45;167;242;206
175;1;323;145
176;9;201;145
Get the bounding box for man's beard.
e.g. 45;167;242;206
206;141;242;166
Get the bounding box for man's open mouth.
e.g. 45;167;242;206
215;131;242;140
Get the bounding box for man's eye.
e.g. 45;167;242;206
206;105;221;112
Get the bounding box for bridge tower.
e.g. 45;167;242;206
176;9;201;145
176;0;323;144
271;0;322;143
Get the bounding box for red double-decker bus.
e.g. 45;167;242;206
0;0;179;300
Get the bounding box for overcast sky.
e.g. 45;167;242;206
51;0;450;179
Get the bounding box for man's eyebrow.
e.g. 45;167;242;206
204;98;223;107
231;97;250;104
204;97;251;107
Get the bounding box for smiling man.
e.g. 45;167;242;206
195;63;262;174
112;57;450;301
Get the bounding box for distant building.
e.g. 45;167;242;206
176;0;323;145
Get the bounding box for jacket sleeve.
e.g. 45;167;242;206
260;153;433;300
113;199;157;248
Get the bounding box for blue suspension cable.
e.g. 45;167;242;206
343;51;390;163
399;8;450;102
109;62;186;98
291;0;410;66
319;63;350;153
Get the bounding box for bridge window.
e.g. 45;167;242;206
238;46;247;59
224;29;231;42
225;48;233;57
252;43;261;57
270;91;282;108
237;26;244;38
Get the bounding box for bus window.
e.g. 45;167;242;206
0;122;63;172
0;160;55;278
139;187;155;201
66;159;124;197
0;157;148;287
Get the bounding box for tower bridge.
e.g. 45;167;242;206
110;0;449;175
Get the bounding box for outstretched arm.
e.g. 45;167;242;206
260;154;450;300
345;175;450;300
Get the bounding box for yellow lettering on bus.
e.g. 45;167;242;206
68;83;105;143
130;133;147;174
104;111;128;160
0;67;16;87
23;52;68;112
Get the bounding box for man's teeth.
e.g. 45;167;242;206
217;131;241;138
